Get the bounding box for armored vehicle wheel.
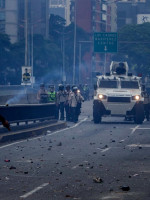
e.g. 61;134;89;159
134;102;144;124
93;101;102;124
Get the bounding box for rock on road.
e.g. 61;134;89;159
0;100;150;200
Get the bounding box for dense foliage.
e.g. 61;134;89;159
112;22;150;76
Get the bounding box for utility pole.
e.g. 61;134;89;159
73;0;76;84
31;25;34;88
62;27;65;82
79;42;81;84
25;0;28;66
104;2;108;75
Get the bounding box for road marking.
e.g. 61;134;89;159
119;125;140;143
101;148;111;153
101;192;141;199
0;118;87;150
136;127;150;130
20;183;49;199
130;126;150;134
127;144;150;148
101;195;120;199
46;117;88;137
140;170;150;173
131;125;139;134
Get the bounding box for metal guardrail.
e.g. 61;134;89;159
0;103;56;125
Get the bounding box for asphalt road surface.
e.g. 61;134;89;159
0;100;150;200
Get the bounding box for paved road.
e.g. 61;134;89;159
0;101;150;200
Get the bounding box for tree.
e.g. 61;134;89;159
33;34;62;82
112;23;150;76
49;14;66;46
64;23;91;82
49;14;91;83
0;33;11;84
9;40;25;84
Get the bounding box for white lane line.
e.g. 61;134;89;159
101;192;142;200
46;117;87;137
101;148;111;153
127;144;150;148
119;125;140;143
0;118;87;150
20;183;49;199
119;139;125;143
136;128;150;130
131;125;139;135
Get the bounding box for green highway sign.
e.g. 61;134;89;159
94;32;118;53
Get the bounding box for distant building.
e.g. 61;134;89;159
70;0;117;82
117;0;150;30
0;0;49;43
49;0;71;25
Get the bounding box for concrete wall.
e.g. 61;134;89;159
0;94;38;105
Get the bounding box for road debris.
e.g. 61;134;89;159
4;159;10;162
120;186;130;191
93;177;103;183
111;140;116;143
9;166;16;170
57;142;62;146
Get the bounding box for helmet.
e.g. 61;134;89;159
40;83;45;88
72;86;78;91
58;84;64;90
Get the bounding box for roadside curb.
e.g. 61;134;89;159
0;121;67;143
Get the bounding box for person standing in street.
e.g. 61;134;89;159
69;86;84;123
47;84;58;119
76;89;84;117
48;85;56;103
65;84;71;121
56;84;67;120
37;83;48;103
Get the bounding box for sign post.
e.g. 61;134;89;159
94;32;118;53
94;32;118;74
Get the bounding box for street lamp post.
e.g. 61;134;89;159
31;25;34;88
62;27;65;83
73;0;76;84
104;0;117;74
25;0;28;66
79;42;81;84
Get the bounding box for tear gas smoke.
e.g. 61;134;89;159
6;90;27;104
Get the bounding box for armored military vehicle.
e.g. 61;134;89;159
93;61;144;124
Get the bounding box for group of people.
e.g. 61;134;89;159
37;83;84;123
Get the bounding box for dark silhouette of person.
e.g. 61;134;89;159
0;114;10;131
116;62;126;75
